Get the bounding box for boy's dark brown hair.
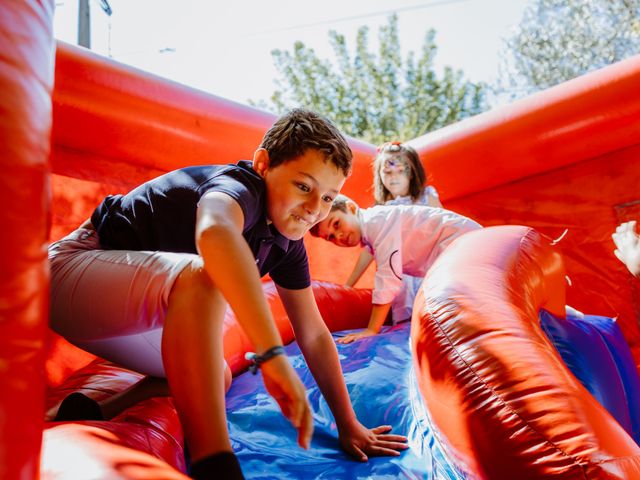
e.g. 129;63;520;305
373;142;426;204
260;108;352;177
308;194;351;237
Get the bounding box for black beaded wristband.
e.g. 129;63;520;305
245;346;285;374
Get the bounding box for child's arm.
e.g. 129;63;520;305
345;249;374;287
613;220;640;277
336;303;391;344
340;230;402;344
191;192;312;447
276;285;408;460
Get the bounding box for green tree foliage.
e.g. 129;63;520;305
499;0;640;99
251;15;487;145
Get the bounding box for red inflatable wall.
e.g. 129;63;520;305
3;9;640;477
0;1;55;479
410;56;640;362
49;42;376;310
50;43;376;238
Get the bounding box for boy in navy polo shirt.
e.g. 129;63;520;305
49;109;408;479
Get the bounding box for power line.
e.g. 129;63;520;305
249;0;472;37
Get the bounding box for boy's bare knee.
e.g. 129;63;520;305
169;258;217;304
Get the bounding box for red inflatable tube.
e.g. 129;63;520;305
51;42;375;201
412;226;640;479
42;422;189;480
410;54;640;202
0;1;55;479
408;55;640;365
43;356;189;478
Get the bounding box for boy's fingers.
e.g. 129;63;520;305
297;402;313;449
367;446;402;457
375;440;410;450
337;331;371;344
291;388;309;429
371;425;392;434
351;444;367;462
288;400;300;428
282;402;292;421
378;434;408;442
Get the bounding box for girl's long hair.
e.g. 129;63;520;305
373;142;426;204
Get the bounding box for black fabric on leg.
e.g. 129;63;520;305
53;392;104;421
190;452;244;480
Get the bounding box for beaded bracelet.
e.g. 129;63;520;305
245;346;285;374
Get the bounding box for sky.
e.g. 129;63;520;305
53;0;530;107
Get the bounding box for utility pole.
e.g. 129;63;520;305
78;0;90;48
77;0;112;49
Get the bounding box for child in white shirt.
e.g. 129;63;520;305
346;142;442;323
311;194;481;344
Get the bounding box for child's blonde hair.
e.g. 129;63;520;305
373;142;426;204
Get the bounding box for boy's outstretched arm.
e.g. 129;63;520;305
613;220;640;278
276;285;408;461
178;192;312;452
345;250;374;287
336;303;391;344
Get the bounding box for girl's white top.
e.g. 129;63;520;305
358;204;481;305
385;185;439;207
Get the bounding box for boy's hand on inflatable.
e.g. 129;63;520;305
336;329;377;344
338;422;408;461
613;221;640;277
261;355;314;449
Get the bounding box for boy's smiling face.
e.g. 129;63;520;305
314;203;362;247
254;148;346;241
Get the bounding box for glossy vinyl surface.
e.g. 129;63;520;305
412;225;640;479
226;323;465;480
0;1;55;479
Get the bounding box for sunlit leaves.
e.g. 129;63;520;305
498;0;640;100
251;15;488;144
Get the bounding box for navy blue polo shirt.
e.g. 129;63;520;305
91;160;310;289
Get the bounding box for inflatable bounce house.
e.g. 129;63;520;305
3;2;640;479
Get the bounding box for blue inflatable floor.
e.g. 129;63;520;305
226;311;640;479
225;322;465;480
